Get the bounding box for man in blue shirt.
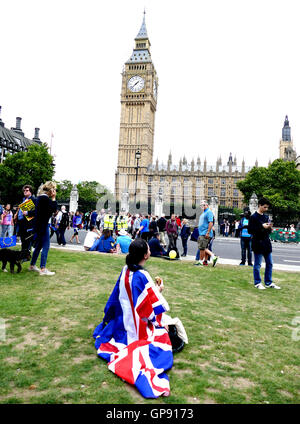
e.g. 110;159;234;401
116;229;132;254
238;208;253;266
137;214;150;241
195;201;218;267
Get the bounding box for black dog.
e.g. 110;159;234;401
0;248;31;273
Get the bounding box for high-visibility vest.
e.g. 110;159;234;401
121;216;128;230
108;215;115;231
117;216;128;230
104;214;110;230
116;216;122;231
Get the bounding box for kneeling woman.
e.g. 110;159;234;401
93;238;173;398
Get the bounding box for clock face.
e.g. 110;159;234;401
153;80;157;99
127;75;145;92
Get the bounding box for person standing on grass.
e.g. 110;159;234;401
248;197;280;290
1;204;14;238
165;214;178;254
194;201;218;267
239;208;253;266
15;185;36;252
29;181;57;276
180;219;190;257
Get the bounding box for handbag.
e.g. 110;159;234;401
168;324;185;353
190;226;199;242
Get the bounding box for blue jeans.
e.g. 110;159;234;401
195;248;200;261
31;227;50;269
181;237;188;255
253;252;273;286
1;224;13;238
240;237;252;264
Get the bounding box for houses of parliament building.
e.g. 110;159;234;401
114;14;299;210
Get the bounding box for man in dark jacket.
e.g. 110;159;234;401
165;214;178;254
57;206;70;246
248;197;280;290
15;185;37;252
148;233;167;257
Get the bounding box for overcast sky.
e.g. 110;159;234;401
1;0;299;191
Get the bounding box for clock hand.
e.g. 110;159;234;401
133;81;140;87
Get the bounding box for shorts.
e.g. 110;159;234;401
197;235;211;250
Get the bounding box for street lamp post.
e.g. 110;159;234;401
134;150;141;205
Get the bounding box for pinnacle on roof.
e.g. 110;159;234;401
136;10;148;39
284;115;289;126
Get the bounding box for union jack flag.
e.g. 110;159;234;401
93;266;173;398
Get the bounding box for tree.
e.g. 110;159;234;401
0;143;54;205
55;180;73;204
237;159;300;224
78;181;114;212
55;179;113;212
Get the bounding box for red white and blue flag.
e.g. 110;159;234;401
93;266;173;398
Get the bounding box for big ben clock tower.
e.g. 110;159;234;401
115;12;158;202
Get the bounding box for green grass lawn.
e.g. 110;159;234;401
0;249;299;404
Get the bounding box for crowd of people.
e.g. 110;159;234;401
82;212;192;259
0;186;291;289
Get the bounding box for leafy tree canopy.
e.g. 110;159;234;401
237;159;300;224
0;143;54;205
56;180;112;212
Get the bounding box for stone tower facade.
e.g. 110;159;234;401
115;13;158;201
114;15;258;212
279;115;297;161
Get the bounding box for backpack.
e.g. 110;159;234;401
60;212;69;227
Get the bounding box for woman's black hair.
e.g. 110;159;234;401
126;238;148;272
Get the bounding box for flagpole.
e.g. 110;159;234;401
50;132;53;155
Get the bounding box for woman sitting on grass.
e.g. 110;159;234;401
93;238;173;398
89;229;116;253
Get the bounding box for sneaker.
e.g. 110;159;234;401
266;283;281;290
248;263;253;267
29;265;40;273
203;261;208;266
255;283;266;290
193;261;203;266
212;256;219;267
239;262;245;266
40;269;55;276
